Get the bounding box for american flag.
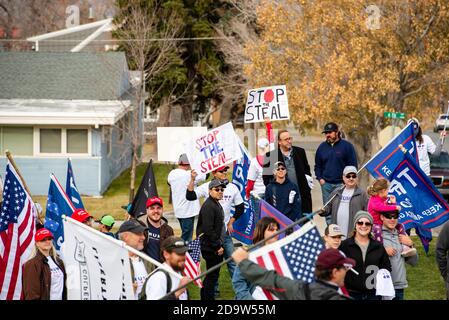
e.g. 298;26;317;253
183;238;203;288
0;161;36;300
249;221;325;300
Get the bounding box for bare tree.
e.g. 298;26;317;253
113;0;183;204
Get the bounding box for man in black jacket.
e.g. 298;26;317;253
263;129;312;213
436;220;449;300
196;178;226;300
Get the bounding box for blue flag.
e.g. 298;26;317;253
230;140;255;245
45;174;75;250
260;199;300;239
66;159;85;209
389;152;449;232
365;122;418;179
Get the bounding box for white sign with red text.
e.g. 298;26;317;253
185;122;242;174
244;85;289;123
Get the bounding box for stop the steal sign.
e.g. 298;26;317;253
244;85;289;123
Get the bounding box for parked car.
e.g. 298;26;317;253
434;114;449;132
430;150;449;200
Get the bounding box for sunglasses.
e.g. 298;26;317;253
383;214;398;220
167;240;187;249
267;225;279;232
213;187;225;192
276;167;286;171
356;221;372;227
217;169;228;173
345;174;357;179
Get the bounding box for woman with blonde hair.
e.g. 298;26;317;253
22;228;66;300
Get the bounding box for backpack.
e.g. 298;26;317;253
139;268;172;300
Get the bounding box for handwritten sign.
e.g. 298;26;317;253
244;85;289;123
185;122;242;174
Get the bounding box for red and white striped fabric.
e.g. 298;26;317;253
183;238;203;288
0;161;36;300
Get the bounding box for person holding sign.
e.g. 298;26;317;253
167;154;206;242
262;129;313;214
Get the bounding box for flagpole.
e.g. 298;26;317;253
62;215;182;280
5;150;44;224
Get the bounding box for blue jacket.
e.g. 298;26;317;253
314;139;358;184
265;178;302;221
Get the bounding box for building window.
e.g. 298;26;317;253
0;127;33;156
102;126;112;156
40;129;62;153
67;129;88;153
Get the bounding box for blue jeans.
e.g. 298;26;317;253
215;230;237;296
393;289;404;300
321;182;342;225
178;217;195;242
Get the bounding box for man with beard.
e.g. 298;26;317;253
138;196;174;262
143;236;191;300
315;122;357;222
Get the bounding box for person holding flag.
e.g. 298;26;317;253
22;228;67;300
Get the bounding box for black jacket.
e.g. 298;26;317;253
436;220;449;283
196;196;224;252
339;237;391;295
263;146;312;213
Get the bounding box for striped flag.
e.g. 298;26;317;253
249;221;324;300
0;161;36;300
183;238;203;288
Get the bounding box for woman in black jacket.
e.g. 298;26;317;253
339;210;391;300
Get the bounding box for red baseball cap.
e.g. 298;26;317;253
35;228;54;242
316;249;356;270
213;165;230;173
71;209;92;223
146;196;163;208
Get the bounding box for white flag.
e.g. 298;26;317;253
61;218;135;300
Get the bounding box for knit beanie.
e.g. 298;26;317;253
353;210;374;229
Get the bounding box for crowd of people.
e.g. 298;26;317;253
20;119;449;301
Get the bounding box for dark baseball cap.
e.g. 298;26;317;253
117;219;148;234
316;249;355;270
209;178;228;189
322;122;339;133
161;236;189;254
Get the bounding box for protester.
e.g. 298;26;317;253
22;228;66;300
314;122;358;222
320;166;368;236
232;217;280;300
142;236;191;300
195;178;226;300
96;214;116;238
232;247;353;300
324;224;344;249
376;211;418;300
71;208;94;227
265;161;301;221
246;119;275;220
167;153;206;242
339;210;391;300
138;196;174;262
117;219;154;299
367;179;415;257
436;220;449;300
262;129;313;214
187;167;243;283
409;118;438;176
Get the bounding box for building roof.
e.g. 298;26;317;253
0;99;132;126
0;52;130;100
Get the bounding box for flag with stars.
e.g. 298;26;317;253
183;238;203;288
249;221;325;300
0;161;36;300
